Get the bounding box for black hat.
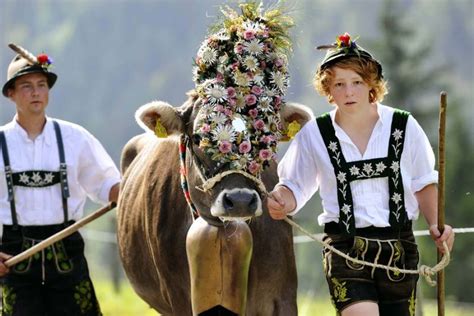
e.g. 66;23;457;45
317;33;383;79
2;43;57;97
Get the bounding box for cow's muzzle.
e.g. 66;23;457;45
210;188;262;219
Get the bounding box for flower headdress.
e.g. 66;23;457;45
192;1;294;175
316;32;383;79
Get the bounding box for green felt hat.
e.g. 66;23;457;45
317;33;383;79
3;43;57;97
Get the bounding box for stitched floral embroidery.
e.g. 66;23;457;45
331;277;350;302
2;285;16;315
74;280;94;313
408;289;416;316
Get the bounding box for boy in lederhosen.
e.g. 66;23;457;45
0;44;120;315
267;33;454;316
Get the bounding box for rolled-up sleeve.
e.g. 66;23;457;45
278;120;320;215
407;116;438;192
78;131;121;204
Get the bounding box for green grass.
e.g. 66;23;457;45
95;280;474;316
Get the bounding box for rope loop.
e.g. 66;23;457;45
284;217;450;287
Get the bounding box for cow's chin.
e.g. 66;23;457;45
210;188;263;220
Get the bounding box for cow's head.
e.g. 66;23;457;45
135;95;313;225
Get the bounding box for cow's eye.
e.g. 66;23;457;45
191;134;201;145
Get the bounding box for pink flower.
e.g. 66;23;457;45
243;30;255;40
273;95;282;106
231;62;240;70
219;141;232;153
234;44;244;54
239;141;251;154
245;94;257;106
224;108;233;116
260;60;266;69
259;149;272;160
216;73;224;82
201;124;211;133
261;135;275;143
249;108;258;118
215;104;224;112
253;119;265;130
227;87;236;98
248;161;261;174
251;85;263;95
228;98;236;106
274;58;284;68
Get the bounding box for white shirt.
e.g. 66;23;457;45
278;104;438;228
0;117;121;225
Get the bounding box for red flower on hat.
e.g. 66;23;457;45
338;33;351;47
37;54;49;64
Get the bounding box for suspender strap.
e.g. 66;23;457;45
53;120;70;225
0;131;19;229
387;110;410;228
316;113;355;235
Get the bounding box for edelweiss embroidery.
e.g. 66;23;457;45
16;171;57;187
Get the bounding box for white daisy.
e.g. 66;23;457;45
270;71;288;92
233;71;250;87
209;112;228;126
243;39;264;55
199;46;217;65
205;84;228;104
252;73;265;85
264;87;279;97
258;97;273;112
212;124;237;142
234;94;246;112
243;56;259;72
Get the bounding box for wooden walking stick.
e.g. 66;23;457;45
437;91;447;316
4;202;116;268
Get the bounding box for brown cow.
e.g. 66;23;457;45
117;92;313;315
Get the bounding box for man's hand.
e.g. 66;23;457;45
0;252;12;277
266;186;296;220
429;224;455;254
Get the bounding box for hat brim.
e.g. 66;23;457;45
2;66;57;97
319;48;383;79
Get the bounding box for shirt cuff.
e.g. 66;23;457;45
277;179;304;216
412;170;438;193
98;177;121;204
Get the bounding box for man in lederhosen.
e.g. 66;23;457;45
267;33;454;316
0;44;120;315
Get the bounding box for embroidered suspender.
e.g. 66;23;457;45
0;120;70;227
316;110;410;235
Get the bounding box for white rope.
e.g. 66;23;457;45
284;217;451;287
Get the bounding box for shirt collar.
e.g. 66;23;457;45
11;115;54;146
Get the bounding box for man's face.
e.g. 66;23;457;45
8;72;49;117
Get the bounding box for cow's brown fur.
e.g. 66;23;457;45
117;96;313;315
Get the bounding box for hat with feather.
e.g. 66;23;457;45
2;43;57;97
317;32;383;79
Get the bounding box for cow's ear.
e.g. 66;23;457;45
135;101;184;136
280;102;314;136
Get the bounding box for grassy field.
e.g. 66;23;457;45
95;280;474;316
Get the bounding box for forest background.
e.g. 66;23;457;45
1;0;473;313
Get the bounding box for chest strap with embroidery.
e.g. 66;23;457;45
0;120;70;229
316;110;410;235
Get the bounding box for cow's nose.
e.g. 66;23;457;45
223;191;258;214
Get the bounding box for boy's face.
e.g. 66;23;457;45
329;67;371;110
7;72;50;117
